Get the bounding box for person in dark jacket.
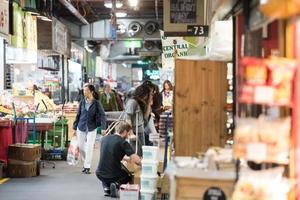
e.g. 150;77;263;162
96;121;141;197
73;83;107;174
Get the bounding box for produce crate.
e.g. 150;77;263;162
8;159;39;178
8;143;41;161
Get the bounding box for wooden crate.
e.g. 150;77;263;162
175;177;235;200
174;59;227;156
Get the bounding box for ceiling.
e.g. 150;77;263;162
54;0;164;25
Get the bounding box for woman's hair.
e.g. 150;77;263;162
85;84;99;100
162;80;173;92
116;121;132;134
134;84;152;114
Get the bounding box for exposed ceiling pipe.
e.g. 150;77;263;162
58;0;89;25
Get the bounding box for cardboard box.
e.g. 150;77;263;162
161;174;170;194
126;162;141;173
158;162;164;174
133;170;141;186
157;175;162;189
8;144;41;161
8;159;39;178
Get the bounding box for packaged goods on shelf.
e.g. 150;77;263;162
241;57;267;85
239;57;297;106
232;167;292;200
233;117;290;163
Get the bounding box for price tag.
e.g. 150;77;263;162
187;25;209;37
247;143;267;162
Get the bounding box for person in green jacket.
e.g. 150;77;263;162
99;84;119;112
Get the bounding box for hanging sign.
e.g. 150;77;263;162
160;30;190;70
164;0;205;36
53;18;68;55
187;25;209;37
0;0;9;35
170;0;197;24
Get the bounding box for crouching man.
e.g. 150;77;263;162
96;121;141;197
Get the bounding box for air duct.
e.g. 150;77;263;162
58;0;89;25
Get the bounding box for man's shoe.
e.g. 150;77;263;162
82;168;86;173
103;188;110;197
110;183;118;198
84;168;91;174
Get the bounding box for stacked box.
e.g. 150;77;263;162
8;144;41;161
8;159;38;178
8;143;41;178
141;146;159;199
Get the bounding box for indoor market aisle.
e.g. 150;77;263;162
0;140;112;200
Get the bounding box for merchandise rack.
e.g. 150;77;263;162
234;57;298;197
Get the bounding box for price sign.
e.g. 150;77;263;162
187;25;209;37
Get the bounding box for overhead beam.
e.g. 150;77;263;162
58;0;89;25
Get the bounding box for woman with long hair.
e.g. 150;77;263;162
125;83;153;156
73;84;107;174
161;80;173;111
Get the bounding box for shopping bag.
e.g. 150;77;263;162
67;136;79;166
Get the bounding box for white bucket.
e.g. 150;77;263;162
141;174;158;191
140;189;156;200
142;160;158;176
119;184;139;200
142;146;159;161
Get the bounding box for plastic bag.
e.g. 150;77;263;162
67;136;79;166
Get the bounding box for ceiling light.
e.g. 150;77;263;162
116;12;127;18
104;1;123;8
129;0;138;7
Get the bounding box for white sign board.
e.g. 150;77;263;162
160;30;190;70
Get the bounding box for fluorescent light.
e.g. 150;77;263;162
116;12;127;18
104;1;123;8
129;0;138;7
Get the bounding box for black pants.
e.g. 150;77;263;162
96;167;133;190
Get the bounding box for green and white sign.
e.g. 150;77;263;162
160;30;190;70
